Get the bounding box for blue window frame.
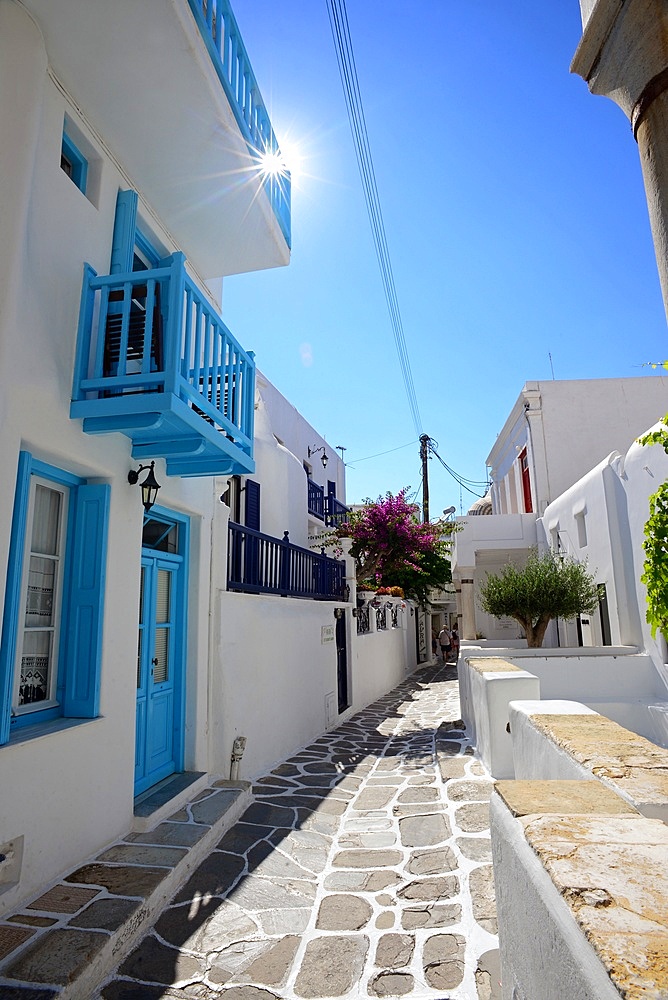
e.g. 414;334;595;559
61;128;88;194
134;228;161;271
0;453;110;744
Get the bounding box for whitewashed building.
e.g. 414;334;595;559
452;376;668;642
0;0;419;920
488;378;668;517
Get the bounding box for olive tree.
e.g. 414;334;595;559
478;549;599;648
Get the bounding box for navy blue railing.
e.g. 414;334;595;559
325;495;349;527
228;523;346;600
307;480;325;520
187;0;291;248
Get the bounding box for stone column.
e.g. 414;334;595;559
339;537;357;604
572;0;668;317
460;575;477;641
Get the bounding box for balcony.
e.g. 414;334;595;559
228;523;347;600
307;481;350;526
188;0;291;250
70;253;255;478
24;0;290;277
325;495;350;528
308;480;326;521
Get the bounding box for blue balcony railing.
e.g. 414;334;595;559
188;0;291;249
308;480;325;520
228;524;347;600
325;495;349;528
71;253;255;477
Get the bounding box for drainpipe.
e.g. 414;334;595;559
230;735;247;780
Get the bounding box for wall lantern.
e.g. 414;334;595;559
308;445;329;469
128;461;161;512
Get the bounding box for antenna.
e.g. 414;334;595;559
549;352;555;380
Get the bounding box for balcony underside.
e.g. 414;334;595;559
71;393;254;478
23;0;289;278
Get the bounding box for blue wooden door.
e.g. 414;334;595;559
135;553;181;794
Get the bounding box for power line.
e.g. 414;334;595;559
346;440;418;466
427;439;489;499
326;0;423;438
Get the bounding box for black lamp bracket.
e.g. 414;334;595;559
308;445;329;469
128;463;154;486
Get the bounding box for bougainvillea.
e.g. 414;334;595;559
334;490;454;604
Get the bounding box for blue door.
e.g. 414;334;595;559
135;513;186;795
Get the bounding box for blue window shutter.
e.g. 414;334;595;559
110;189;138;274
244;480;260;531
62;484;110;717
0;452;32;744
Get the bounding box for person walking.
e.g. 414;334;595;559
438;623;452;663
450;624;460;662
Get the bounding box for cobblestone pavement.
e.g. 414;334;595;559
99;662;500;999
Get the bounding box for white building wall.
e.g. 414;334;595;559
247;374;346;549
211;591;416;782
0;0;414;920
488;379;668;517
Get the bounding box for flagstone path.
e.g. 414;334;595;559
98;662;501;999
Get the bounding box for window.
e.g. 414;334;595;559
61;128;88;194
14;479;68;715
573;502;588;548
0;453;110;743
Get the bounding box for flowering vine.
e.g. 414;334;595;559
333;489;455;605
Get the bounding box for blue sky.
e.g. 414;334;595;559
223;1;668;516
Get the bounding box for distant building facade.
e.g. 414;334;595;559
452;376;668;645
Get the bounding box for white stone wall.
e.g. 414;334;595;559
211;591;416;781
541;422;668;677
488;378;668;516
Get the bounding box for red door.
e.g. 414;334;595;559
519;448;533;513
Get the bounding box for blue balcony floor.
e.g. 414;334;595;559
71;392;254;478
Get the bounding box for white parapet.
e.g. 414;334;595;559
509;700;668;822
462;657;540;779
491;781;668;1000
510;699;600;782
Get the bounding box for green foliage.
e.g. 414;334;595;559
638;415;668;454
642;361;668;372
478;548;599;648
638;414;668;637
641;481;668;638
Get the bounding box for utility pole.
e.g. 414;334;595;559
419;434;430;522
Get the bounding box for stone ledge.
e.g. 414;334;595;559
494;779;639;818
520;708;668;820
523;811;668;999
490;789;668;1000
468;656;525;674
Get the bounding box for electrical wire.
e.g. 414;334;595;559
427;439;489;499
346;440;418;466
326;0;423;438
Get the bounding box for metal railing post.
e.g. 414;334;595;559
279;530;291;596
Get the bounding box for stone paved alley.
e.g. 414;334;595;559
98;662;501;1000
0;662;501;999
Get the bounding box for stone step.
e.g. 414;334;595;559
0;778;252;999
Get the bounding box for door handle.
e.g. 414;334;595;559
151;657;159;666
